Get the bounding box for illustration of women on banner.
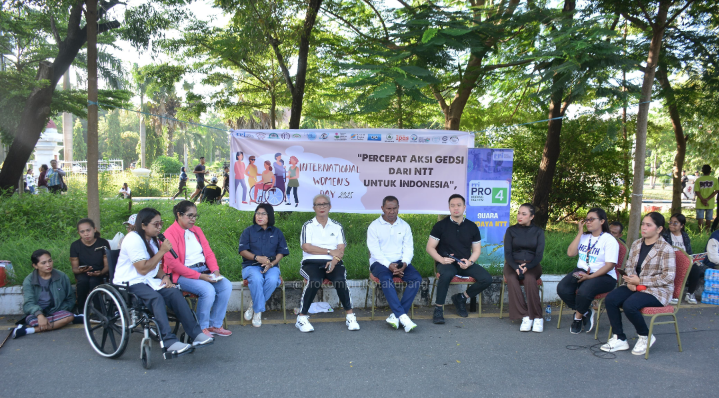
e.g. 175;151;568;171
286;155;300;207
234;151;247;205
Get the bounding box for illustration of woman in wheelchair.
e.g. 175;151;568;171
83;207;213;368
251;160;285;206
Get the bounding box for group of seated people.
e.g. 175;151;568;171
14;192;719;359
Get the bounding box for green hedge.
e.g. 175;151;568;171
0;192;711;285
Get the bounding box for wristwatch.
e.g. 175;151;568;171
253;254;257;261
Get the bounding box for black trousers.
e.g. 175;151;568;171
556;269;616;315
129;283;202;346
687;263;714;294
300;260;352;314
605;286;663;340
75;272;104;312
435;262;492;305
172;180;187;199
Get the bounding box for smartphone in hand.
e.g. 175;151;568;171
616;269;627;277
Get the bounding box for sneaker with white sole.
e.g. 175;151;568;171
252;312;262;327
295;315;314;332
669;297;679;305
532;318;544;333
583;309;595;333
399;314;417;333
600;334;630;352
192;332;214;347
244;301;254;321
167;341;192;354
346;313;360;331
519;316;532;332
632;334;656;355
685;293;698;305
386;313;399;330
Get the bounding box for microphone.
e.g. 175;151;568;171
157;233;178;259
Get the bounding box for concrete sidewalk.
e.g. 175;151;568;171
1;304;718;397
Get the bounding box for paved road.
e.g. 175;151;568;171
1;306;718;398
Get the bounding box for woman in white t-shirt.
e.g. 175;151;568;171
557;207;619;335
114;207;213;356
662;213;697;304
119;183;131;199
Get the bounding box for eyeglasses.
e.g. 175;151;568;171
314;203;330;208
256;212;268;216
149;221;163;228
669;221;682;226
584;217;598;223
181;212;198;219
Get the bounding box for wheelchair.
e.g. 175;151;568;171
255;183;285;206
83;248;202;369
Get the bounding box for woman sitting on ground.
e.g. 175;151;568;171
119;183;131;199
601;212;676;355
503;203;545;332
114;207;213;355
13;250;83;338
162;201;232;337
238;203;290;327
557;207;619;334
661;213;695;304
70;218;109;312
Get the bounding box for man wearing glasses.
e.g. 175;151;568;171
296;194;360;332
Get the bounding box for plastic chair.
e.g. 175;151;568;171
429;263;483;317
607;249;693;359
240;276;287;325
364;274;415;320
498;273;544;319
557;238;628;340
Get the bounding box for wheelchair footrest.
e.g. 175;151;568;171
163;347;195;360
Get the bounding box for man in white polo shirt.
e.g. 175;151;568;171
367;196;420;332
296;194;360;332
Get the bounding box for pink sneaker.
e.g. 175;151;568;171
207;326;232;337
201;328;213;338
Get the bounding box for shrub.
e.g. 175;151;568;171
151;155;183;176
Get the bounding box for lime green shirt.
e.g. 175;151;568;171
694;175;718;209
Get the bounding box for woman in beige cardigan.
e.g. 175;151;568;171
601;212;676;356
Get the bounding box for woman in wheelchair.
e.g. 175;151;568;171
14;249;83;338
251;160;275;203
114;207;214;355
162;201;232;336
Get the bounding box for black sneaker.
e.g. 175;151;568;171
583;309;595;333
433;306;445;324
570;319;582;334
452;293;469;317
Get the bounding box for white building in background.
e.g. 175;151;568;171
32;120;63;171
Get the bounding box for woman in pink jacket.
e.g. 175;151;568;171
162;201;232;337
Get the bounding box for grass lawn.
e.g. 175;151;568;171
0;192;711;285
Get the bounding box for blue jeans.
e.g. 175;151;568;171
242;265;281;313
177;265;232;329
370;262;422;317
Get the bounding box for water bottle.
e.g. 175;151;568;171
544;304;552;322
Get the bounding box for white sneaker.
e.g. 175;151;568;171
399;314;417;333
532;318;544;333
244;300;254;321
632;334;656;355
252;312;262;328
519;316;532;332
600;334;630;352
295;315;314;332
669;298;679;305
685;293;698;305
386;313;399;330
346;313;360;331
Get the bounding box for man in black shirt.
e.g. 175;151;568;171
426;194;492;324
190;157;208;202
200;176;222;204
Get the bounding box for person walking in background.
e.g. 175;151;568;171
234;152;248;205
273;153;286;196
46;159;65;194
681;171;689;199
171;166;189;200
25;168;36;194
694;164;718;232
189;157;208;203
285;155;300;207
70;219;109;312
37;164;48;193
503;203;546;332
221;166;230;199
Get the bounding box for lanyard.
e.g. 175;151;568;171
585;233;604;261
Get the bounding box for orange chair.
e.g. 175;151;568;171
557;238;629;340
240;276;286;325
429;263;483;317
607;249;693;359
364;274;415;320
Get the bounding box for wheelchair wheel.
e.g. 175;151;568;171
264;187;285;206
141;344;151;369
84;285;130;358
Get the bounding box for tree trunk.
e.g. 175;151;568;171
140;93;146;168
270;93;276;129
397;84;403;129
62;70;73;163
286;0;322;129
87;0;100;229
656;63;686;215
626;8;668;243
650;151;657;189
166;127;174;156
532;84;565;228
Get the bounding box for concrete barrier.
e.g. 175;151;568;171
0;276;566;316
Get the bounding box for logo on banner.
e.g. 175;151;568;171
396;135;410;142
418;136;430;143
320;133;329;140
351;133;366;140
233;131;246;137
333;132;347;141
493;151;514;161
450;135;459;143
256;133;266;140
368;134;381;141
410;134;418;142
307;133;317;140
281;132;291;140
269;133;279;139
293;133;302;139
385;134;395;142
469;180;510;206
442;136;448;143
432;136;441;143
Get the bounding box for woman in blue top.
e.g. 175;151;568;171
238;203;290;327
172;166;189;200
